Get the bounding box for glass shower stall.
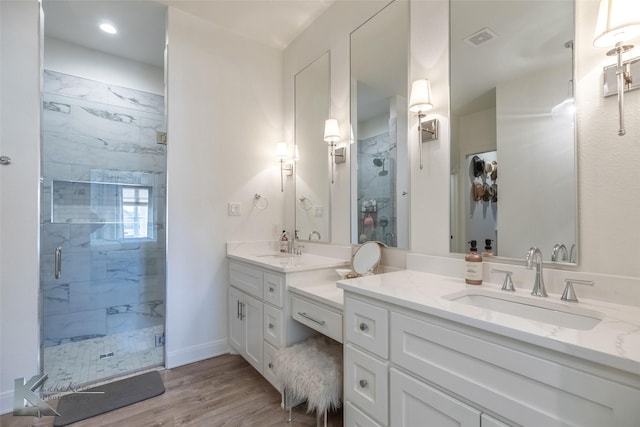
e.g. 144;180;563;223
40;69;167;388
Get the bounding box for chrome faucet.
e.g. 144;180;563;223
551;243;569;262
526;246;548;297
308;230;321;240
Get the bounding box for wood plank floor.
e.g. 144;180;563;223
2;354;343;427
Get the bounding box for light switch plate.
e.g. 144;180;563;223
228;202;241;216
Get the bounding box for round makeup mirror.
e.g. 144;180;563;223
352;241;382;275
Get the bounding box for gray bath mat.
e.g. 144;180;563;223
53;370;165;426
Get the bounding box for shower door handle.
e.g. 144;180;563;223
54;247;62;279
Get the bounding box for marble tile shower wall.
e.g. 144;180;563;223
41;70;166;347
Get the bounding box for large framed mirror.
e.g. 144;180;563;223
449;0;577;263
350;0;410;248
295;52;331;242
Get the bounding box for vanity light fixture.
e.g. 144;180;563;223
323;119;345;184
275;142;293;192
409;79;439;169
593;0;640;136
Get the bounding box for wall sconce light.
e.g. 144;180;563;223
275;142;293;192
593;0;640;136
323;119;345;184
409;79;439;169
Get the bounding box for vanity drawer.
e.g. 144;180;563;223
263;304;284;348
291;295;343;343
263;272;284;308
263;341;280;391
345;344;388;426
345;297;388;359
229;260;263;299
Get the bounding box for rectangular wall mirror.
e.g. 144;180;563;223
295;51;331;242
449;0;577;263
350;0;409;248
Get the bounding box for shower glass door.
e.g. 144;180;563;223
40;1;167;389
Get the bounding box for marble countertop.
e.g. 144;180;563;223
337;270;640;375
288;279;345;311
227;250;349;273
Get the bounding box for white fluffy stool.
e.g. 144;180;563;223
273;335;343;427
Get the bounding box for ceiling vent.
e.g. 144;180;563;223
464;27;498;47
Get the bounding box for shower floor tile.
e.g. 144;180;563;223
42;325;164;391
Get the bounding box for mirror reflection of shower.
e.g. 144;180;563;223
358;146;397;246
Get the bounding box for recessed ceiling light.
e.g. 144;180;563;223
99;23;117;34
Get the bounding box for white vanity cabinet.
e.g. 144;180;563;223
343;292;640;427
227;259;319;389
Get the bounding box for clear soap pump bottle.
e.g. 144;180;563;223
465;240;483;285
279;230;288;253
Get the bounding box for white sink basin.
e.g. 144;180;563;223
443;289;603;330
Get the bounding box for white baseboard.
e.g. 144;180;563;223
166;338;229;369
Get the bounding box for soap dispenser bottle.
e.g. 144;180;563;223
465;240;483;285
482;239;494;257
279;230;288;253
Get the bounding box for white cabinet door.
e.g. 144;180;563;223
390;368;480;427
243;292;264;372
228;287;263;373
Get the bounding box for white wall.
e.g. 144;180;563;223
44;37;164;95
165;7;283;367
0;0;41;414
576;0;640;278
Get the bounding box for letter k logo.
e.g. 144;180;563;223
13;374;59;417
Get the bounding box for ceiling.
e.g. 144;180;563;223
43;0;336;68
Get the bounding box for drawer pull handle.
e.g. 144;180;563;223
298;312;326;326
269;286;275;292
359;379;368;388
268;323;274;329
268;363;274;369
359;322;368;332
